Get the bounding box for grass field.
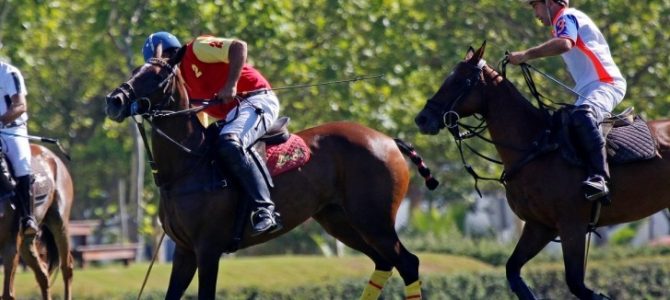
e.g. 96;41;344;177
11;253;493;299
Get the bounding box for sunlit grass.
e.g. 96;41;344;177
12;253;492;299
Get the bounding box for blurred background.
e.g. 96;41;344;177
2;0;670;298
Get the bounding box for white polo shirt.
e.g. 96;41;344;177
0;61;28;125
552;8;626;93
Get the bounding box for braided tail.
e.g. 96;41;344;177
394;138;439;191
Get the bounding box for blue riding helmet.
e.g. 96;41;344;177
142;31;182;62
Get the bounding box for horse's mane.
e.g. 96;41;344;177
483;63;547;122
171;64;190;111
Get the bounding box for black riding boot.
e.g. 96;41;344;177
571;105;610;202
217;134;281;236
15;175;38;235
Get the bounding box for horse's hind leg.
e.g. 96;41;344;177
44;210;73;300
357;229;421;299
165;246;197;300
506;221;556;300
18;234;50;300
314;206;395;300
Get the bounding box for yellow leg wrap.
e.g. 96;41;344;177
359;270;393;300
404;280;422;300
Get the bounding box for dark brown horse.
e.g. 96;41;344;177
414;42;670;300
104;46;436;299
0;144;74;300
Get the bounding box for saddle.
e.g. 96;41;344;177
200;116;311;189
553;107;660;166
0;150;52;216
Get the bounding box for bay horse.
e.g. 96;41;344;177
0;144;74;300
104;45;437;300
414;42;670;300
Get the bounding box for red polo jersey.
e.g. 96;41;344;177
179;36;271;119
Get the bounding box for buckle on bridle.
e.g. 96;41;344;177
443;110;460;129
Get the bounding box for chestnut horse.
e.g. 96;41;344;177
104;46;437;299
415;42;670;300
0;144;74;300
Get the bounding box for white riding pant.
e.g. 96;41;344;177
574;79;627;122
219;91;280;148
1;125;32;177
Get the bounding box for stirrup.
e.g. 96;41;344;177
250;208;281;236
21;218;38;236
583;176;609;201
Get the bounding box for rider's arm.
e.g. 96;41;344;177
526;37;572;60
509;12;578;65
217;40;247;103
0;94;27;125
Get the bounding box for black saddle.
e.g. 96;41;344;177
205;116;290;146
552;107;659;166
257;116;290;145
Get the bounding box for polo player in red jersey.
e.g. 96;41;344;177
142;32;281;236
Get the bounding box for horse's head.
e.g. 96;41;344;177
105;44;187;122
415;41;489;136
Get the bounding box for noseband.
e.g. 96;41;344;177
114;58;179;116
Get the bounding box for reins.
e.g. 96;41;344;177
436;59;557;196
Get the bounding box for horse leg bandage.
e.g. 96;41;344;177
359;269;393;300
404;280;422;299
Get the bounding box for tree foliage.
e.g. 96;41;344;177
0;0;668;236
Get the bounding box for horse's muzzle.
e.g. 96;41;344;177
415;110;441;135
105;93;129;122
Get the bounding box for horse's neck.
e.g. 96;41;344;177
150;87;208;183
482;76;548;165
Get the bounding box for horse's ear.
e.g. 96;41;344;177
465;46;476;61
473;40;487;61
168;45;187;66
155;42;164;59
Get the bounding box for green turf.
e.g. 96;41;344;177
10;253;492;299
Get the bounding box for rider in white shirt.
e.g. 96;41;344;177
0;61;36;235
508;0;627;202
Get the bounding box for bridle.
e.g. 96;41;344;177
125;58;180;115
423;59;487;139
113;58;207;187
423;58;553;196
